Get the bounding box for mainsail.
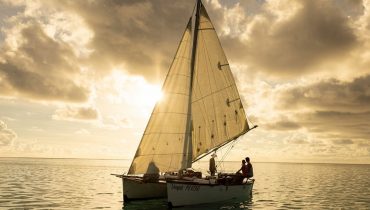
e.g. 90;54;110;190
191;3;249;161
128;19;193;174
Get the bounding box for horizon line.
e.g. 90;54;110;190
0;156;369;165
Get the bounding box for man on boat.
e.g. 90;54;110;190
245;157;253;178
209;153;217;176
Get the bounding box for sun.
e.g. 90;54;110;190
136;82;163;105
153;90;164;103
104;70;164;108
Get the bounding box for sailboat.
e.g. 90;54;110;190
118;0;257;204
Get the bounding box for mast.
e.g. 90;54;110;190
183;0;202;169
191;0;202;76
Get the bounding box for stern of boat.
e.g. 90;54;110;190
122;176;167;201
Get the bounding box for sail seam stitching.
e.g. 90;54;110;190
192;84;235;103
144;132;190;135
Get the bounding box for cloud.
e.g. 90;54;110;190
52;106;99;121
0;0;369;162
267;74;370;146
0;0;196;103
51;0;195;80
0;21;90;103
277;74;370;112
1;0;368;103
236;69;370;161
285;138;309;145
282;130;311;145
265;119;301;131
217;0;362;77
333;139;354;145
0;62;89;103
94;115;133;130
0;116;16;121
107;116;133;129
298;111;370;140
0;120;17;146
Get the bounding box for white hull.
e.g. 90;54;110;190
167;180;254;207
122;177;167;201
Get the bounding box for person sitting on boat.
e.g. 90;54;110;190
209;153;217;176
236;159;248;177
245;157;253;178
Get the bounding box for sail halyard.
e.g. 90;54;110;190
190;1;251;162
128;18;193;175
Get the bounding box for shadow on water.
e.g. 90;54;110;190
122;199;167;210
122;197;253;210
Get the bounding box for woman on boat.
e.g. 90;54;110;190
236;159;248;177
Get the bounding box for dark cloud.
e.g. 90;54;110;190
221;0;359;76
0;2;23;42
275;73;370;137
335;0;365;18
51;0;195;80
0;0;198;104
298;111;370;140
269;74;370;149
265;119;301;131
0;0;367;103
0;120;16;146
0;62;88;102
52;106;99;121
0;24;89;102
285;138;309;145
277;74;370;112
332;139;354;145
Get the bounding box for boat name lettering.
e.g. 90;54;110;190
185;185;200;191
171;184;184;191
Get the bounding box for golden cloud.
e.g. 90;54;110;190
52;106;99;121
0;120;17;147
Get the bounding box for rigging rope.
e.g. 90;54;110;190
216;136;244;172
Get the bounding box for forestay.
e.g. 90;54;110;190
191;4;250;161
128;19;193;174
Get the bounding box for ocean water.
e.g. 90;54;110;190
0;158;369;209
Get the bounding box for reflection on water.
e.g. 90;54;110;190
0;158;128;209
123;198;252;210
1;158;370;209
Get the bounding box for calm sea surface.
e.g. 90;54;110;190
0;158;369;209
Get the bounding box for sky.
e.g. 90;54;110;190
0;0;369;164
